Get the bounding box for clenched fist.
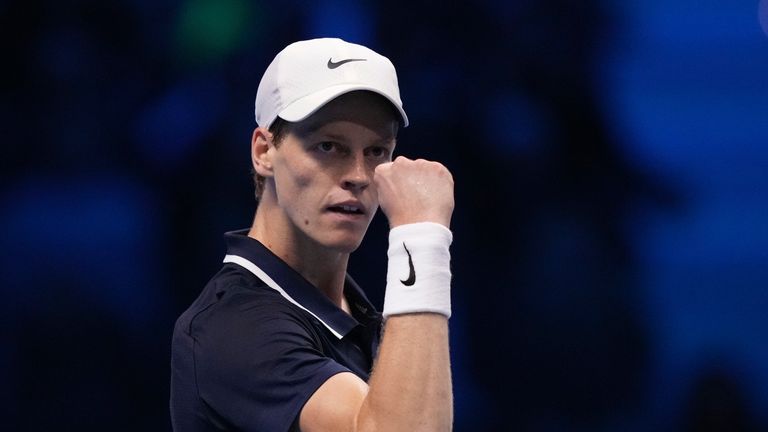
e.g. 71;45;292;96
374;156;455;229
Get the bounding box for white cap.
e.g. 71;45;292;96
254;38;409;129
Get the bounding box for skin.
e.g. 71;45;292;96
250;91;455;431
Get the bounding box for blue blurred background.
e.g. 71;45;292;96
2;0;767;430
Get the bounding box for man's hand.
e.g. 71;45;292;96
374;156;455;229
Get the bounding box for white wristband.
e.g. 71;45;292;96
383;222;453;319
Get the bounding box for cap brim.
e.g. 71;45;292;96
278;84;409;127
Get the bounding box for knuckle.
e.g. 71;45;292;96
374;162;391;173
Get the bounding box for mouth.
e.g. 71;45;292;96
326;202;366;216
327;205;365;215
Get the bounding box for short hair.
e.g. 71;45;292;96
252;117;291;200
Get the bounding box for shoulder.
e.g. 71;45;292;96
174;263;322;355
196;263;318;337
174;264;351;431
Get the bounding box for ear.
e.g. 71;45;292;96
251;127;274;177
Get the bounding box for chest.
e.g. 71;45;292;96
309;318;381;380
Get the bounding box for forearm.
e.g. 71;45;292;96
358;313;452;432
299;220;455;432
356;159;455;431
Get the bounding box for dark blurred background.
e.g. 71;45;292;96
2;0;767;430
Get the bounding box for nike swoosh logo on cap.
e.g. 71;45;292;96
400;242;416;286
327;58;367;69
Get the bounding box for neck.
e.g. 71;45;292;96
248;196;350;308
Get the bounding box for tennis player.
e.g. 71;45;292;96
171;38;455;432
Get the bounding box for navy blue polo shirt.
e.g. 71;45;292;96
170;230;382;431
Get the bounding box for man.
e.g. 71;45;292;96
170;38;455;432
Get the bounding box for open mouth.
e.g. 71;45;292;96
327;205;364;215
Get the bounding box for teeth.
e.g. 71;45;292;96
341;205;359;212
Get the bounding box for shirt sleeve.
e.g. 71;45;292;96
192;292;350;432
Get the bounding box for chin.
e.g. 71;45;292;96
321;232;366;254
331;238;365;254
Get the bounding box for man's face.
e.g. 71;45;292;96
266;91;398;253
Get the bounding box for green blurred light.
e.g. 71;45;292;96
174;0;257;65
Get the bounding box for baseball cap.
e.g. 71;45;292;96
254;38;409;129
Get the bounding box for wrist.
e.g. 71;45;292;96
383;222;453;318
387;215;452;230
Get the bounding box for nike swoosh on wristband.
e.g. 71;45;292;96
327;58;367;69
400;242;416;286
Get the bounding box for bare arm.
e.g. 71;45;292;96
300;157;454;432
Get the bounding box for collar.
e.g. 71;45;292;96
222;229;379;339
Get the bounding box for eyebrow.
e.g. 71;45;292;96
326;133;397;146
300;127;397;145
295;116;398;138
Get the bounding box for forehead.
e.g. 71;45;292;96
292;91;400;138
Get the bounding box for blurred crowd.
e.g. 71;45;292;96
2;0;766;430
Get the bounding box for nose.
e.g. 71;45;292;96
341;154;371;191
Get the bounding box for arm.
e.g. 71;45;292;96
301;157;454;432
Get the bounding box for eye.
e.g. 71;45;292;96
366;146;391;159
317;141;336;153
